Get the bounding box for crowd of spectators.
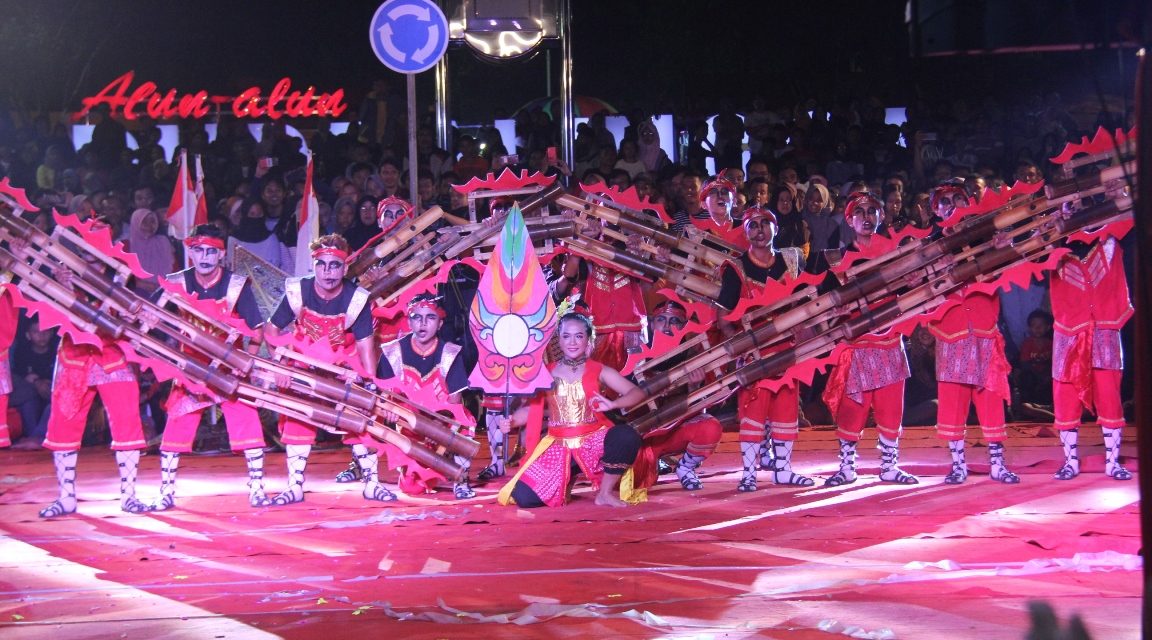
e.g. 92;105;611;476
0;89;1134;448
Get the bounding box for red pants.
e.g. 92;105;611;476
43;380;144;451
834;380;905;442
162;399;266;452
632;415;722;490
591;331;629;372
280;416;377;447
0;394;9;447
1054;368;1124;430
935;381;1006;441
738;384;799;442
645;415;722;458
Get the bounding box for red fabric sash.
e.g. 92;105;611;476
984;333;1013;403
821;348;854;420
1063;330;1095;413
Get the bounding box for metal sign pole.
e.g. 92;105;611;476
407;72;419;207
434;56;450;153
559;0;573;169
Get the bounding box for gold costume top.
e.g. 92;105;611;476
544;361;610;439
548;376;597;428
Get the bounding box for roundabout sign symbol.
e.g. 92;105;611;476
369;0;449;74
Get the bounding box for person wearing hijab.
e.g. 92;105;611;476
227;199;291;272
126;208;174;293
636;119;670;176
340;195;380;251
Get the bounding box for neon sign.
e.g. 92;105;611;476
74;71;348;121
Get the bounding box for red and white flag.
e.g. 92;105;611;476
166;150;197;242
293;150;320;276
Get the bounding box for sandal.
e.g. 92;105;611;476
771;470;815;487
121;496;151;514
991;468;1021;484
879;468;920;485
477;463;504;482
249;491;274;507
736;476;757;493
363;483;398;502
823;470;857;487
1106;465;1133;481
334;462;362;483
1053;463;1079;481
38;499;77;519
944;465;968;485
453;483;477;500
271;487;305;506
677;469;703;491
150;494;176;512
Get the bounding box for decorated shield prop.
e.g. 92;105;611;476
468;203;557;396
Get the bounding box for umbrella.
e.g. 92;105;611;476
514;96;618;119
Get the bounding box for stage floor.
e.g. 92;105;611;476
0;423;1141;639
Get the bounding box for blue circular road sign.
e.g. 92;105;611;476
369;0;450;74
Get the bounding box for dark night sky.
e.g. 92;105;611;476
0;1;1144;123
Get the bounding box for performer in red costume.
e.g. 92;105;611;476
0;287;17;448
717;207;812;491
630;300;723;492
686;176;749;250
552;217;647;371
39;241;149;517
376;293;475;498
822;193;918;486
151;225;273;510
1049;231;1133;481
927;183;1019;484
266;234;382;504
497;312;647;507
335;196;414;484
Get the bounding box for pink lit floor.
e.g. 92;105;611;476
0;423;1141;639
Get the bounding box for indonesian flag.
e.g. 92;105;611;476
166;150;197;242
293;150;320;276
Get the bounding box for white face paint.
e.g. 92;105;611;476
313;257;347;295
934;191;969;221
189;244;223;278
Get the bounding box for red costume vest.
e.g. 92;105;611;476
584;263;644;334
928;290;1000;342
691;217;749;251
1050;240;1132;333
379;338;462;402
284;277;371;348
164;270;248;361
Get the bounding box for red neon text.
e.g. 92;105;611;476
76;71;348;121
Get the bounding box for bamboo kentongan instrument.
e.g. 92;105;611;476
0;211;478;477
628;194;1133;434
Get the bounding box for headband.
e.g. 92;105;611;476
407;296;446;318
699;177;738;204
311;246;349;262
652;300;687;318
184;236;225;250
844;193;883;219
742;206;778;235
377;196;413;224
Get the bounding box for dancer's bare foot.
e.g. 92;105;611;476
594;492;628;507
